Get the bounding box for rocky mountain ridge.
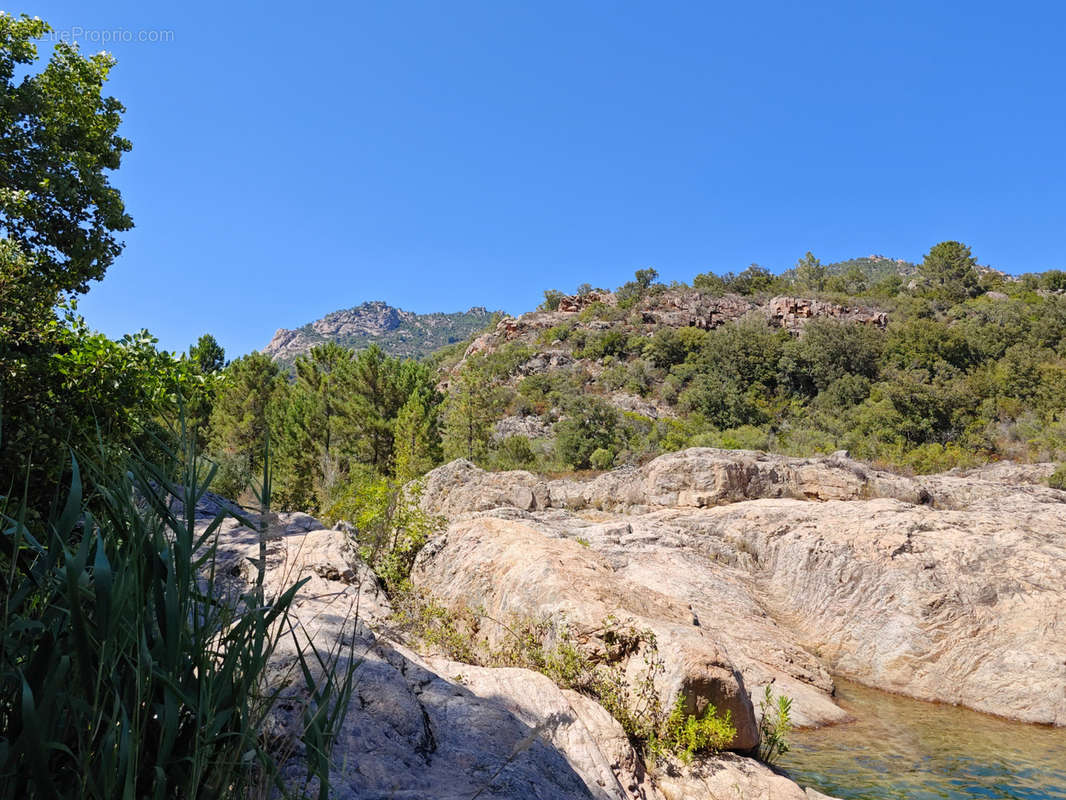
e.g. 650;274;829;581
262;301;496;363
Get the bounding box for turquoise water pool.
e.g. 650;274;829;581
781;680;1066;799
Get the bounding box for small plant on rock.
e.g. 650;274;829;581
1049;464;1066;491
757;684;793;764
650;696;736;764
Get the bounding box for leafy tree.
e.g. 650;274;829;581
678;374;765;429
268;380;319;509
616;268;661;308
554;397;620;469
0;14;132;299
184;333;226;450
292;342;356;490
883;317;975;376
644;328;687;369
779;319;883;395
918;241;980;304
634;268;659;290
541;289;565;311
692;271;728;295
0;15;138;503
824;263;869;296
728;264;775;295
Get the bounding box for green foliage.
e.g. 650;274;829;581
263;343;441;509
792;251;827;292
0;14;132;299
0;439;351;798
541;289;566;311
390;590;481;664
918;241;980;304
208;352;282;497
634;268;659;289
323;470;440;592
1048;464;1066;491
692;271;727;295
729;264;776;295
1;303;197;511
554;397;620;469
189;333;225;373
537;322;574;345
490;435;538;471
644;328;687;369
577;329;632;360
757;685;793;765
616;268;661;309
650;696;736;764
779;319;883;395
589;447;615;470
393;390;440;481
442;353;506;464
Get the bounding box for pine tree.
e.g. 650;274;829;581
442;354;501;464
208;352;281;484
293;342;356;495
185;333;226;451
793;251;826;292
347;345;399;470
393;390;438;481
918;241;980;304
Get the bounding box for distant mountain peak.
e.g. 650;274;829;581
262;302;496;363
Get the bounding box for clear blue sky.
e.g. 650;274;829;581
28;0;1066;358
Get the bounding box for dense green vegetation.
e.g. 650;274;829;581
494;247;1066;476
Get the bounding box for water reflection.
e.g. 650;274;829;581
781;680;1066;799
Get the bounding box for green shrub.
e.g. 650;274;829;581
0;444;352;798
491;435;539;471
589;448;615;470
324;469;441;592
554;398;620;469
757;685;793;765
540;289;565;311
650;697;736;764
1049;464;1066;490
210;449;252;501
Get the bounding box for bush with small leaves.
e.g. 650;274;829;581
589;447;615;470
1049;464;1066;490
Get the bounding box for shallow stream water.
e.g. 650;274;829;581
781;680;1066;799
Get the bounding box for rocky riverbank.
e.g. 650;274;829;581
198;447;1065;798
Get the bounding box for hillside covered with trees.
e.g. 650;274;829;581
193;243;1066;516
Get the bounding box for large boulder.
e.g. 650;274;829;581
417;450;1066;726
196;506;834;799
412;516;760;750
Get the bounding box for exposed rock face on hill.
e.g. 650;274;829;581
416;449;1066;727
262;301;495;363
458;288;887;373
